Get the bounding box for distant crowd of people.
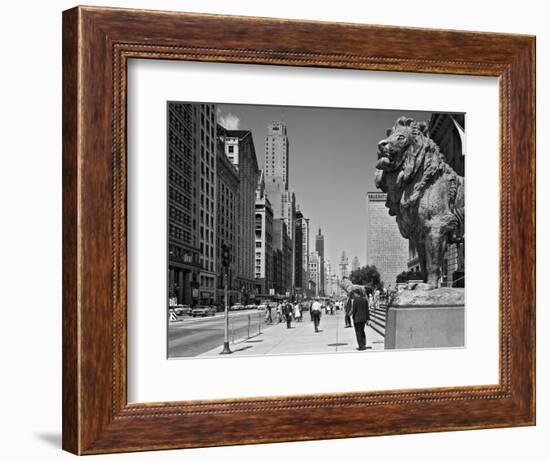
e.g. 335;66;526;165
264;288;383;351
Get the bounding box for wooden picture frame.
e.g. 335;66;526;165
62;5;535;455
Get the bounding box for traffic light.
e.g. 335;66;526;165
221;243;232;268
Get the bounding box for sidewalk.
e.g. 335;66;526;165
199;310;384;357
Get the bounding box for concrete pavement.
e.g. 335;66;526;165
199;310;384;357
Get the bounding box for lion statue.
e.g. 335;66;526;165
339;277;371;297
374;116;464;289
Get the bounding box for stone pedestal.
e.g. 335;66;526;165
384;288;465;349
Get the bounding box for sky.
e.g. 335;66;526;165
216;103;435;270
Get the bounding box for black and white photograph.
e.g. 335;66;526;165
167;102;466;358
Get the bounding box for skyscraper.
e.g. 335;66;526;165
264;121;289;187
195;104;219;304
264;121;295;241
351;256;360;273
339;251;349;279
301;214;310;283
264;121;296;292
294;208;310;291
294;208;304;290
309;251;321;297
167;102;201;306
315;228;325;296
218;126;261;303
254;171;274;296
216;134;240;306
366;192;409;287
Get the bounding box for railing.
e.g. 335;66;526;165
440;275;465;288
227;311;263;344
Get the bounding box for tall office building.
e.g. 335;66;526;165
167;102;201;306
339;251;349;279
254;171;274;296
324;260;334;297
294;208;309;290
315;228;325;296
264;121;289;187
301;214;310;283
366;192;409;287
218;126;261;303
215;135;240;306
351;256;360;273
273;219;292;295
264;121;296;291
308;251;321;297
195;104;218;304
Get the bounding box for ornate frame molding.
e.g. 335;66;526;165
63;6;535;454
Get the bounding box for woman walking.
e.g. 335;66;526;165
294;303;302;322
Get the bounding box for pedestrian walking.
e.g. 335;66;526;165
265;304;273;324
374;289;380;311
311;298;322;332
344;296;352;328
276;303;283;323
294;303;302;322
351;290;370;350
284;302;293;329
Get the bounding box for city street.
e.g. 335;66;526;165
168;310;276;358
170;309;384;358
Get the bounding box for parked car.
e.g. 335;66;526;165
191;305;216;317
230;303;244;311
246;304;256;310
257;304;267;311
174;304;191;316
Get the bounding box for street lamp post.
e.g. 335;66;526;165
220;243;232;355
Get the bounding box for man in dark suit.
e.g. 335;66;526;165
283;302;293;329
344;296;353;328
351;290;370;350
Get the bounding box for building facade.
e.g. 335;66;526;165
254;172;274;297
264;121;296;294
428;113;465;287
339;251;349;280
366;191;409;287
351;256;360;273
218;126;261;303
215;136;240;306
301;213;310;287
294;208;309;291
315;228;325;296
324;260;335;297
196;104;219;304
264;121;289;187
167;102;201;306
273;219;292;296
308;251;321;297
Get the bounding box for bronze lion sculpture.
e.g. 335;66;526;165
339;277;371;297
375;116;464;289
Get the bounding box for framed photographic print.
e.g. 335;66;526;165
62;5;535;455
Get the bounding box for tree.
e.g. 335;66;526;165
350;265;382;290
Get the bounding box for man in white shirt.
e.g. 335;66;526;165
311;299;322;333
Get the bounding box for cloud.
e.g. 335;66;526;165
218;111;241;130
